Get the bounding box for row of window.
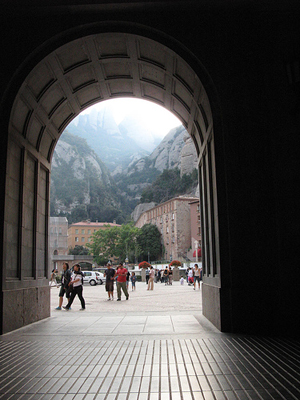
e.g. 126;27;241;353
75;237;92;243
74;228;96;234
50;227;63;234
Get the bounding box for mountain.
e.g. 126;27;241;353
50;131;130;224
113;125;198;204
50;111;199;224
67;108;152;174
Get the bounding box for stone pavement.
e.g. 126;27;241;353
1;282;299;399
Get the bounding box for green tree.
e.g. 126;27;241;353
140;168;198;204
137;224;162;261
68;245;90;255
87;223;140;264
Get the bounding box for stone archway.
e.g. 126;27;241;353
3;30;221;333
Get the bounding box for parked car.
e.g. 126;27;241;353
83;271;105;286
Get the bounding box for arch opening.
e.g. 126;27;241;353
4;31;220;333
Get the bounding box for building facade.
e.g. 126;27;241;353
135;197;198;262
189;199;202;260
67;221;121;250
49;217;69;272
49;217;69;256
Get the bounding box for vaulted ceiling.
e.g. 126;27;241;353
9;33;212;163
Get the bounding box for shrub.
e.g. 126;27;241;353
139;261;151;269
169;260;182;267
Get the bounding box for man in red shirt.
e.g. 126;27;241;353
116;263;129;301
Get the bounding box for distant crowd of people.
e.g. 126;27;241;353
53;262;202;310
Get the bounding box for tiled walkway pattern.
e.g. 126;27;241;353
1;336;299;399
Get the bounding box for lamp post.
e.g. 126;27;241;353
194;240;198;263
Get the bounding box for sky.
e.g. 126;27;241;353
80;98;182;139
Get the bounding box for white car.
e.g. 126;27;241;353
83;271;105;286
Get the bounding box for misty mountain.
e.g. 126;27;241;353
67;108;154;174
50;109;198;224
50;131;131;224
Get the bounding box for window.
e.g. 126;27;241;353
50;228;53;234
166;227;169;234
75;229;79;234
88;229;91;234
81;237;85;242
75;237;79;242
88;237;92;242
81;229;85;234
59;227;62;235
172;213;175;220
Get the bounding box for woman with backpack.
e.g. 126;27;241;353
63;264;85;311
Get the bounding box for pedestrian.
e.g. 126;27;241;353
186;267;189;283
116;263;129;301
55;262;72;310
50;268;59;287
131;271;137;291
193;263;201;290
168;266;173;285
63;264;85;310
188;267;194;286
157;269;162;283
146;268;150;284
147;266;155;290
104;262;115;300
126;270;130;289
180;276;184;285
163;267;169;285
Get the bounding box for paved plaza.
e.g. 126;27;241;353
1;281;299;399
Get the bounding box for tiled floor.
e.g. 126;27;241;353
1;335;299;399
1;283;299;399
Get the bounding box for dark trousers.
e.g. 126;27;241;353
66;285;85;309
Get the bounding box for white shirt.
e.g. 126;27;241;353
188;269;194;278
71;272;83;287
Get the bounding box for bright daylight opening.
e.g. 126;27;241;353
49;98;202;310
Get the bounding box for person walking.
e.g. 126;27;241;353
147;266;155;290
55;262;72;310
63;264;85;310
193;264;201;290
116;263;129;301
130;272;137;291
126;270;130;290
50;268;59;287
145;268;150;285
188;267;194;286
163;267;169;285
168;266;173;285
157;269;162;283
104;262;115;300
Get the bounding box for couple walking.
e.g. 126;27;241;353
104;262;129;301
55;263;85;311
